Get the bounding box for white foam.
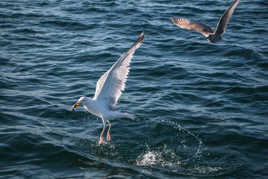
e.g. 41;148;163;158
136;149;181;168
136;151;159;166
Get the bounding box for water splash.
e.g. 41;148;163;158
135;119;242;176
135;119;203;172
137;144;181;167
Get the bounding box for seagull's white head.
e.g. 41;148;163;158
72;96;87;111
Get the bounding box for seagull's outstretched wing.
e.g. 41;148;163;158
171;17;213;37
93;32;144;109
214;0;240;36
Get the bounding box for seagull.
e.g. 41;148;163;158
72;32;144;144
171;0;240;43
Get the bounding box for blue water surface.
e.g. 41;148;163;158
1;0;268;178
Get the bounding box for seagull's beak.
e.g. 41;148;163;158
72;102;80;111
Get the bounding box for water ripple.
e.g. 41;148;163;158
1;0;267;178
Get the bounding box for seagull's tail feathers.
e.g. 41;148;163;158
114;112;135;120
123;113;136;120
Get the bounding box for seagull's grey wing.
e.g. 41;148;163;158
214;0;240;36
171;17;213;37
93;32;144;109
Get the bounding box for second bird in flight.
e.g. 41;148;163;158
171;0;240;43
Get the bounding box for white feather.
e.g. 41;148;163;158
93;32;144;110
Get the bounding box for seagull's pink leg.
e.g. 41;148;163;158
99;118;106;145
106;120;111;142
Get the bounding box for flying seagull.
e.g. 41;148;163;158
171;0;240;43
72;32;144;144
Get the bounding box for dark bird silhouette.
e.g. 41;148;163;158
171;0;240;43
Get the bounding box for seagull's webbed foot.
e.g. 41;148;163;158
106;133;111;142
106;120;111;142
99;136;104;145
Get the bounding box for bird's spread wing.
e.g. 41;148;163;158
171;17;213;37
214;0;240;36
93;32;144;109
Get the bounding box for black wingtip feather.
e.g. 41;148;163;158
137;32;144;43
